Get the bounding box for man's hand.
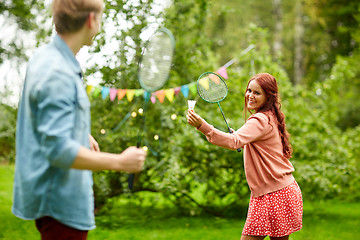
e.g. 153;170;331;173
117;146;147;173
89;135;100;152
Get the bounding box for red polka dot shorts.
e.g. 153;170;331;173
242;180;303;237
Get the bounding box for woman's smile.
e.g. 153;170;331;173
246;80;267;111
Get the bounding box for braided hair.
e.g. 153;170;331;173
244;73;293;158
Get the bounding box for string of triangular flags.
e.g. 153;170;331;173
85;66;229;104
86;44;255;104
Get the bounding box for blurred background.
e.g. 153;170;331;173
1;0;360;239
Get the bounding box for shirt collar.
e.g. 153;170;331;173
53;34;83;78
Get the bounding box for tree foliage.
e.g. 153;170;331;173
89;5;360;217
0;0;49;160
206;0;360;86
0;104;16;163
0;0;50;63
1;0;360;216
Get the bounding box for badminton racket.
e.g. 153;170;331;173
197;71;241;152
128;27;175;190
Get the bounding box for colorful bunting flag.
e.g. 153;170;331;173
126;89;135;102
216;66;228;79
86;85;93;95
181;85;189;98
144;91;151;100
135;89;144;96
209;73;220;84
198;77;210;90
85;59;237;104
117;89;126;100
93;86;101;97
101;87;110;100
174;87;181;96
189;82;197;96
165;89;175;102
109;88;117;101
156;90;165;103
151;95;156;104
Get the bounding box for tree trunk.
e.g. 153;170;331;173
294;0;304;85
273;0;283;60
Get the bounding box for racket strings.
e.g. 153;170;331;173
198;73;228;103
139;32;173;92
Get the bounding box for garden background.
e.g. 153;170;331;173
1;0;360;239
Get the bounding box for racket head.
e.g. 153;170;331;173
197;72;228;103
138;28;175;92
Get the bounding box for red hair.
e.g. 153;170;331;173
244;73;293;159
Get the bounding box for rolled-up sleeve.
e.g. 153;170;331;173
34;70;81;169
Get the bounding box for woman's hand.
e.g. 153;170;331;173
186;110;204;128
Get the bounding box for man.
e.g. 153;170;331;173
12;0;147;239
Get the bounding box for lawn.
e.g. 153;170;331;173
0;164;358;240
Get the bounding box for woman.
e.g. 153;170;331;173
187;73;302;240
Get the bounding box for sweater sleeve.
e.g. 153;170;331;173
197;113;272;150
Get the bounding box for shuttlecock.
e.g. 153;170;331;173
188;100;196;111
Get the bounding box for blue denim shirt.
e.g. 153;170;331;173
12;35;95;230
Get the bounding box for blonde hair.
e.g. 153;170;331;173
52;0;102;34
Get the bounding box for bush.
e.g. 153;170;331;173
0;104;16;164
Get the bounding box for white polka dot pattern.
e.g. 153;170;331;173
242;181;303;237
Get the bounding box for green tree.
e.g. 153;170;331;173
4;0;360;215
86;0;360;215
301;0;360;85
0;104;16;163
0;0;51;159
88;0;231;214
0;0;50;64
0;0;51;106
204;0;360;86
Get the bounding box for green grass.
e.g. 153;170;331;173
0;164;359;240
0;165;39;239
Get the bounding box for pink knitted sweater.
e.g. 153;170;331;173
197;111;295;197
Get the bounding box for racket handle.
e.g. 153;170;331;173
129;142;141;190
228;128;242;153
128;174;135;190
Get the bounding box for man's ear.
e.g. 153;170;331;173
86;12;95;28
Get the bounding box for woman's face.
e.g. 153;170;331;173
246;80;267;112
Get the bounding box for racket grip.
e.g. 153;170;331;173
228;128;242;153
129;142;141;189
128;174;135;190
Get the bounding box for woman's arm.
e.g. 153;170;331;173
187;110;272;150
